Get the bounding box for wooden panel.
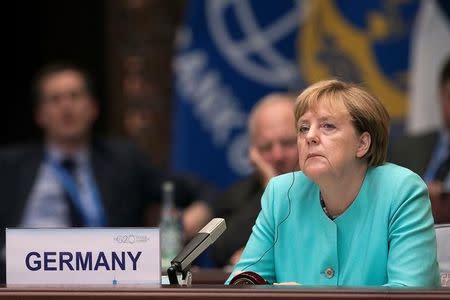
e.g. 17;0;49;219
106;0;184;168
0;285;449;300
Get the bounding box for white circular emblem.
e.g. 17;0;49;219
206;0;306;87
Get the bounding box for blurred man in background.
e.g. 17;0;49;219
391;56;450;223
211;93;299;267
0;63;164;282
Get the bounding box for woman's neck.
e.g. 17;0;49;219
319;163;368;217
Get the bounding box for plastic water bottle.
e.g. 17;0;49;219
160;181;183;270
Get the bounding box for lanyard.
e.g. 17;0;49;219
47;156;107;226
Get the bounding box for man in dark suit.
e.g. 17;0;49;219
0;63;163;282
391;57;450;223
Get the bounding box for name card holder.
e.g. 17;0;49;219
6;228;160;286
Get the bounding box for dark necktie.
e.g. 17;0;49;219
434;147;450;182
60;158;83;226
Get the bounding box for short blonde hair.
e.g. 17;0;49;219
294;79;390;167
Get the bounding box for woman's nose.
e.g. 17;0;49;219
306;126;319;144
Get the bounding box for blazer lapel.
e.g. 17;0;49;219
12;146;44;226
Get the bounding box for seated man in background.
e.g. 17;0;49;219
0;63;164;282
391;56;450;223
211;93;299;267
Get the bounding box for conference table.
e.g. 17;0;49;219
0;269;449;299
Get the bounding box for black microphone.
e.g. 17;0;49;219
167;218;226;284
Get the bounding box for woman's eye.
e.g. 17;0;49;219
298;126;309;134
322;123;335;130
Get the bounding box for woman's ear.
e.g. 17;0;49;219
356;132;371;158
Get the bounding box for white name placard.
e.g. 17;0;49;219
6;228;160;286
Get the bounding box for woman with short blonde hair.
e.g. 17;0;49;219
228;79;440;287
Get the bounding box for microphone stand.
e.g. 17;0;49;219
165;218;226;286
167;262;192;286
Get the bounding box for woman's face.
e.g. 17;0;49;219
297;101;369;182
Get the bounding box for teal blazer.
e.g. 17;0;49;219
227;163;440;287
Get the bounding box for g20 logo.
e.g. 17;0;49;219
113;234;150;244
113;235;136;244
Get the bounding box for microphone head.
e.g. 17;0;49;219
199;218;226;242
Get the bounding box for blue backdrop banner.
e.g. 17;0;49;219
171;0;303;188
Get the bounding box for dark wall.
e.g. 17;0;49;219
9;0;106;146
